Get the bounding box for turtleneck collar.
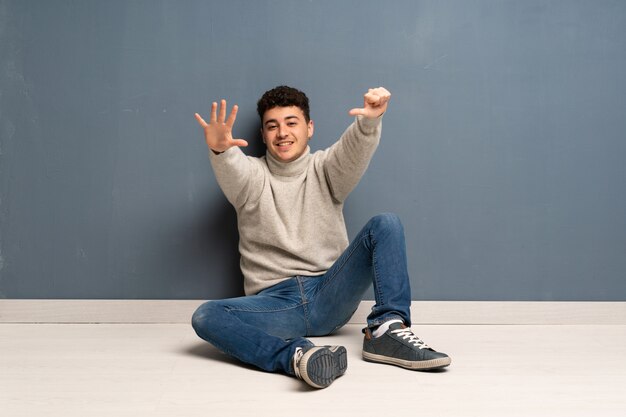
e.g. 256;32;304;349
265;146;312;178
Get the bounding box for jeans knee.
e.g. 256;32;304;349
369;212;403;234
191;301;222;336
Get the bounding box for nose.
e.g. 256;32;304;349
277;123;288;138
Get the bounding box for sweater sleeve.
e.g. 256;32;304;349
208;147;264;209
322;115;382;202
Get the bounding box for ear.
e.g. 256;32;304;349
307;120;314;139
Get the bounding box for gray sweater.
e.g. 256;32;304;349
209;115;382;295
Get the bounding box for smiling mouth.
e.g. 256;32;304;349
276;141;294;148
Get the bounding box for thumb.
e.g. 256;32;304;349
232;138;249;148
348;108;366;117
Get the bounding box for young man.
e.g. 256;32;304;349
192;86;450;389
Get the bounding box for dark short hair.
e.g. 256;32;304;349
257;86;310;123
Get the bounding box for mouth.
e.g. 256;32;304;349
275;141;294;149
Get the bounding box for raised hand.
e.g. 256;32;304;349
194;100;249;153
348;87;391;119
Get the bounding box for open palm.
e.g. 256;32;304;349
195;99;248;153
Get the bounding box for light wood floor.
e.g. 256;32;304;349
1;323;625;416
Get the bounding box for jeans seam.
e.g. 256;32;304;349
371;231;385;307
226;303;303;314
296;276;312;336
318;232;370;294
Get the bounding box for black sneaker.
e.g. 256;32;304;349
363;322;451;370
293;345;347;389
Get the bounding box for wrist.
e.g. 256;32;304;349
357;113;383;132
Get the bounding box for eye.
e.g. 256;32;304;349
267;125;277;131
287;122;297;127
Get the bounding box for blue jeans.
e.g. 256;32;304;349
191;213;411;376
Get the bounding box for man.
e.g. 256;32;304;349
192;86;450;389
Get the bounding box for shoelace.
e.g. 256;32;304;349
390;328;431;350
293;347;304;379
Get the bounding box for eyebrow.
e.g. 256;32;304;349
264;115;300;127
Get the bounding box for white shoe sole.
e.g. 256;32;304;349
300;346;347;389
362;351;451;370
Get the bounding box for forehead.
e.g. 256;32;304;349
262;106;306;123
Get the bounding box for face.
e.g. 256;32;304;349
261;106;314;163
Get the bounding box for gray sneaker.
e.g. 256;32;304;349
293;345;347;388
363;322;451;370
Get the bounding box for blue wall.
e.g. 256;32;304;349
1;0;625;300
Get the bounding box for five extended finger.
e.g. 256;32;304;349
218;99;227;123
226;104;238;127
194;112;208;127
210;102;218;123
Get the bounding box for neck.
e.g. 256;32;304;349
265;146;311;177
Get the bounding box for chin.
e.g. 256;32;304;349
272;151;294;162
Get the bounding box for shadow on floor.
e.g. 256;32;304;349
183;341;262;373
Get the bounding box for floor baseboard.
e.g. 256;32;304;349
1;300;624;324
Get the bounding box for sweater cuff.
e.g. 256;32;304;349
356;114;383;134
208;145;238;161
